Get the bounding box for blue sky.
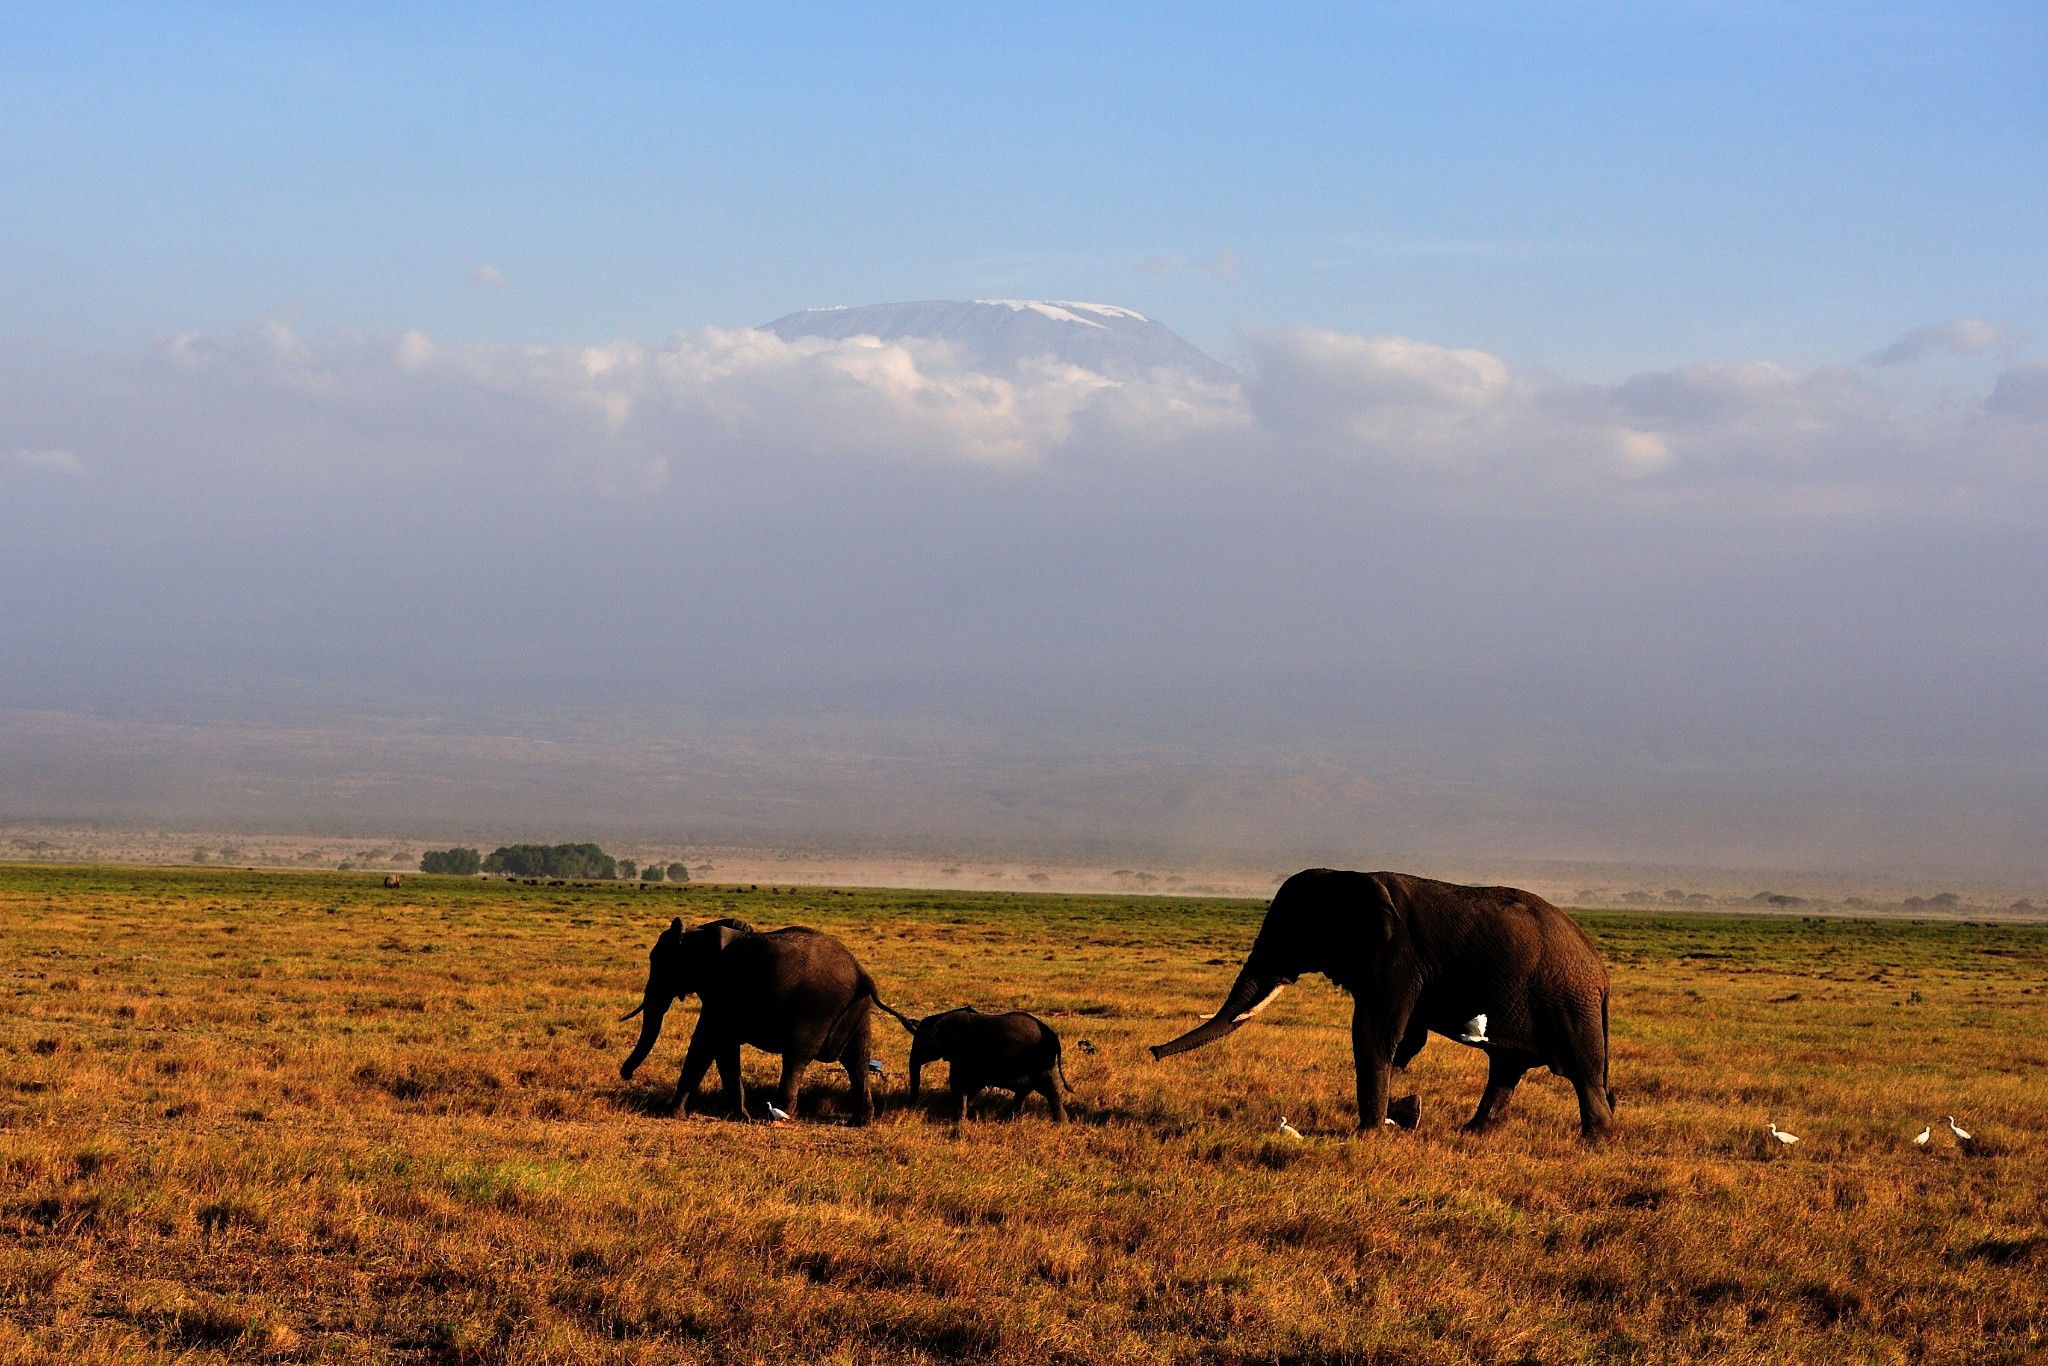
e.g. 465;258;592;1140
4;2;2042;374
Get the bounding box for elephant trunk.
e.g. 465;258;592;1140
618;995;671;1080
1150;969;1289;1060
908;1036;929;1098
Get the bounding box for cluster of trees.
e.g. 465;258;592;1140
480;843;617;879
419;847;482;875
418;843;691;882
640;862;691;883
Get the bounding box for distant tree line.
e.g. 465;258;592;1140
418;843;690;882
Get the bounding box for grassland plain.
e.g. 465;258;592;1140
1;865;2044;1365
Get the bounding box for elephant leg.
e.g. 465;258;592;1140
1039;1072;1066;1122
1464;1052;1530;1133
1393;1011;1430;1071
715;1042;745;1118
1572;1072;1617;1139
775;1055;808;1120
950;1084;970;1122
671;1027;720;1115
842;1018;874;1126
1350;997;1406;1132
1564;1007;1617;1139
998;1088;1028;1120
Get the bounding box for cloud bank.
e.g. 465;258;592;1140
2;316;2044;873
11;314;2039;514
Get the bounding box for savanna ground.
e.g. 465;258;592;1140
2;866;2044;1364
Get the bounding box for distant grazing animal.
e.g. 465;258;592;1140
619;917;910;1126
1152;869;1615;1139
1765;1119;1799;1145
382;875;402;888
902;1006;1071;1121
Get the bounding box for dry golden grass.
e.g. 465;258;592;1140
1;865;2044;1364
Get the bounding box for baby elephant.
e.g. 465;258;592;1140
907;1007;1072;1121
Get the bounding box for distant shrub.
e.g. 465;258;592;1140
481;843;617;880
420;847;482;876
666;862;690;883
618;859;638;879
640;864;665;882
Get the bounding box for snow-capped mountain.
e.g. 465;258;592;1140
761;299;1237;384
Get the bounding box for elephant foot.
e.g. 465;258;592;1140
1359;1095;1421;1134
1461;1100;1509;1134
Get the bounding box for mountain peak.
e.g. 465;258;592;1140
761;299;1234;383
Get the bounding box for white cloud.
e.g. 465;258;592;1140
1131;249;1240;280
1988;363;2048;421
4;314;2041;521
1863;318;2025;366
466;264;511;292
11;448;82;473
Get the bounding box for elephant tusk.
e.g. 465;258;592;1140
1231;983;1287;1024
618;1004;644;1022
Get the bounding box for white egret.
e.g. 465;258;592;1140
1946;1115;1971;1141
1913;1125;1931;1146
1278;1117;1305;1140
765;1103;791;1122
1459;1014;1490;1044
1765;1119;1799;1145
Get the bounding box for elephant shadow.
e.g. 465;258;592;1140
605;1081;684;1118
605;1078;875;1123
887;1084;1083;1125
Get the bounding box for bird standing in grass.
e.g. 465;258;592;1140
765;1103;791;1122
1458;1014;1489;1044
1946;1115;1971;1141
1765;1119;1799;1145
1913;1125;1931;1146
1278;1116;1304;1140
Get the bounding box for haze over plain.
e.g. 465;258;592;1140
2;5;2044;876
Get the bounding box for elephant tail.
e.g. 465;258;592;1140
1602;988;1616;1111
862;976;919;1034
1056;1051;1074;1094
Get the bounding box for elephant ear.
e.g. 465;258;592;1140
684;918;751;956
699;916;756;935
1354;873;1403;948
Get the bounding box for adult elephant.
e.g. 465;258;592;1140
619;917;907;1125
1151;870;1615;1138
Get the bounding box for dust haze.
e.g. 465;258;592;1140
3;317;2045;880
